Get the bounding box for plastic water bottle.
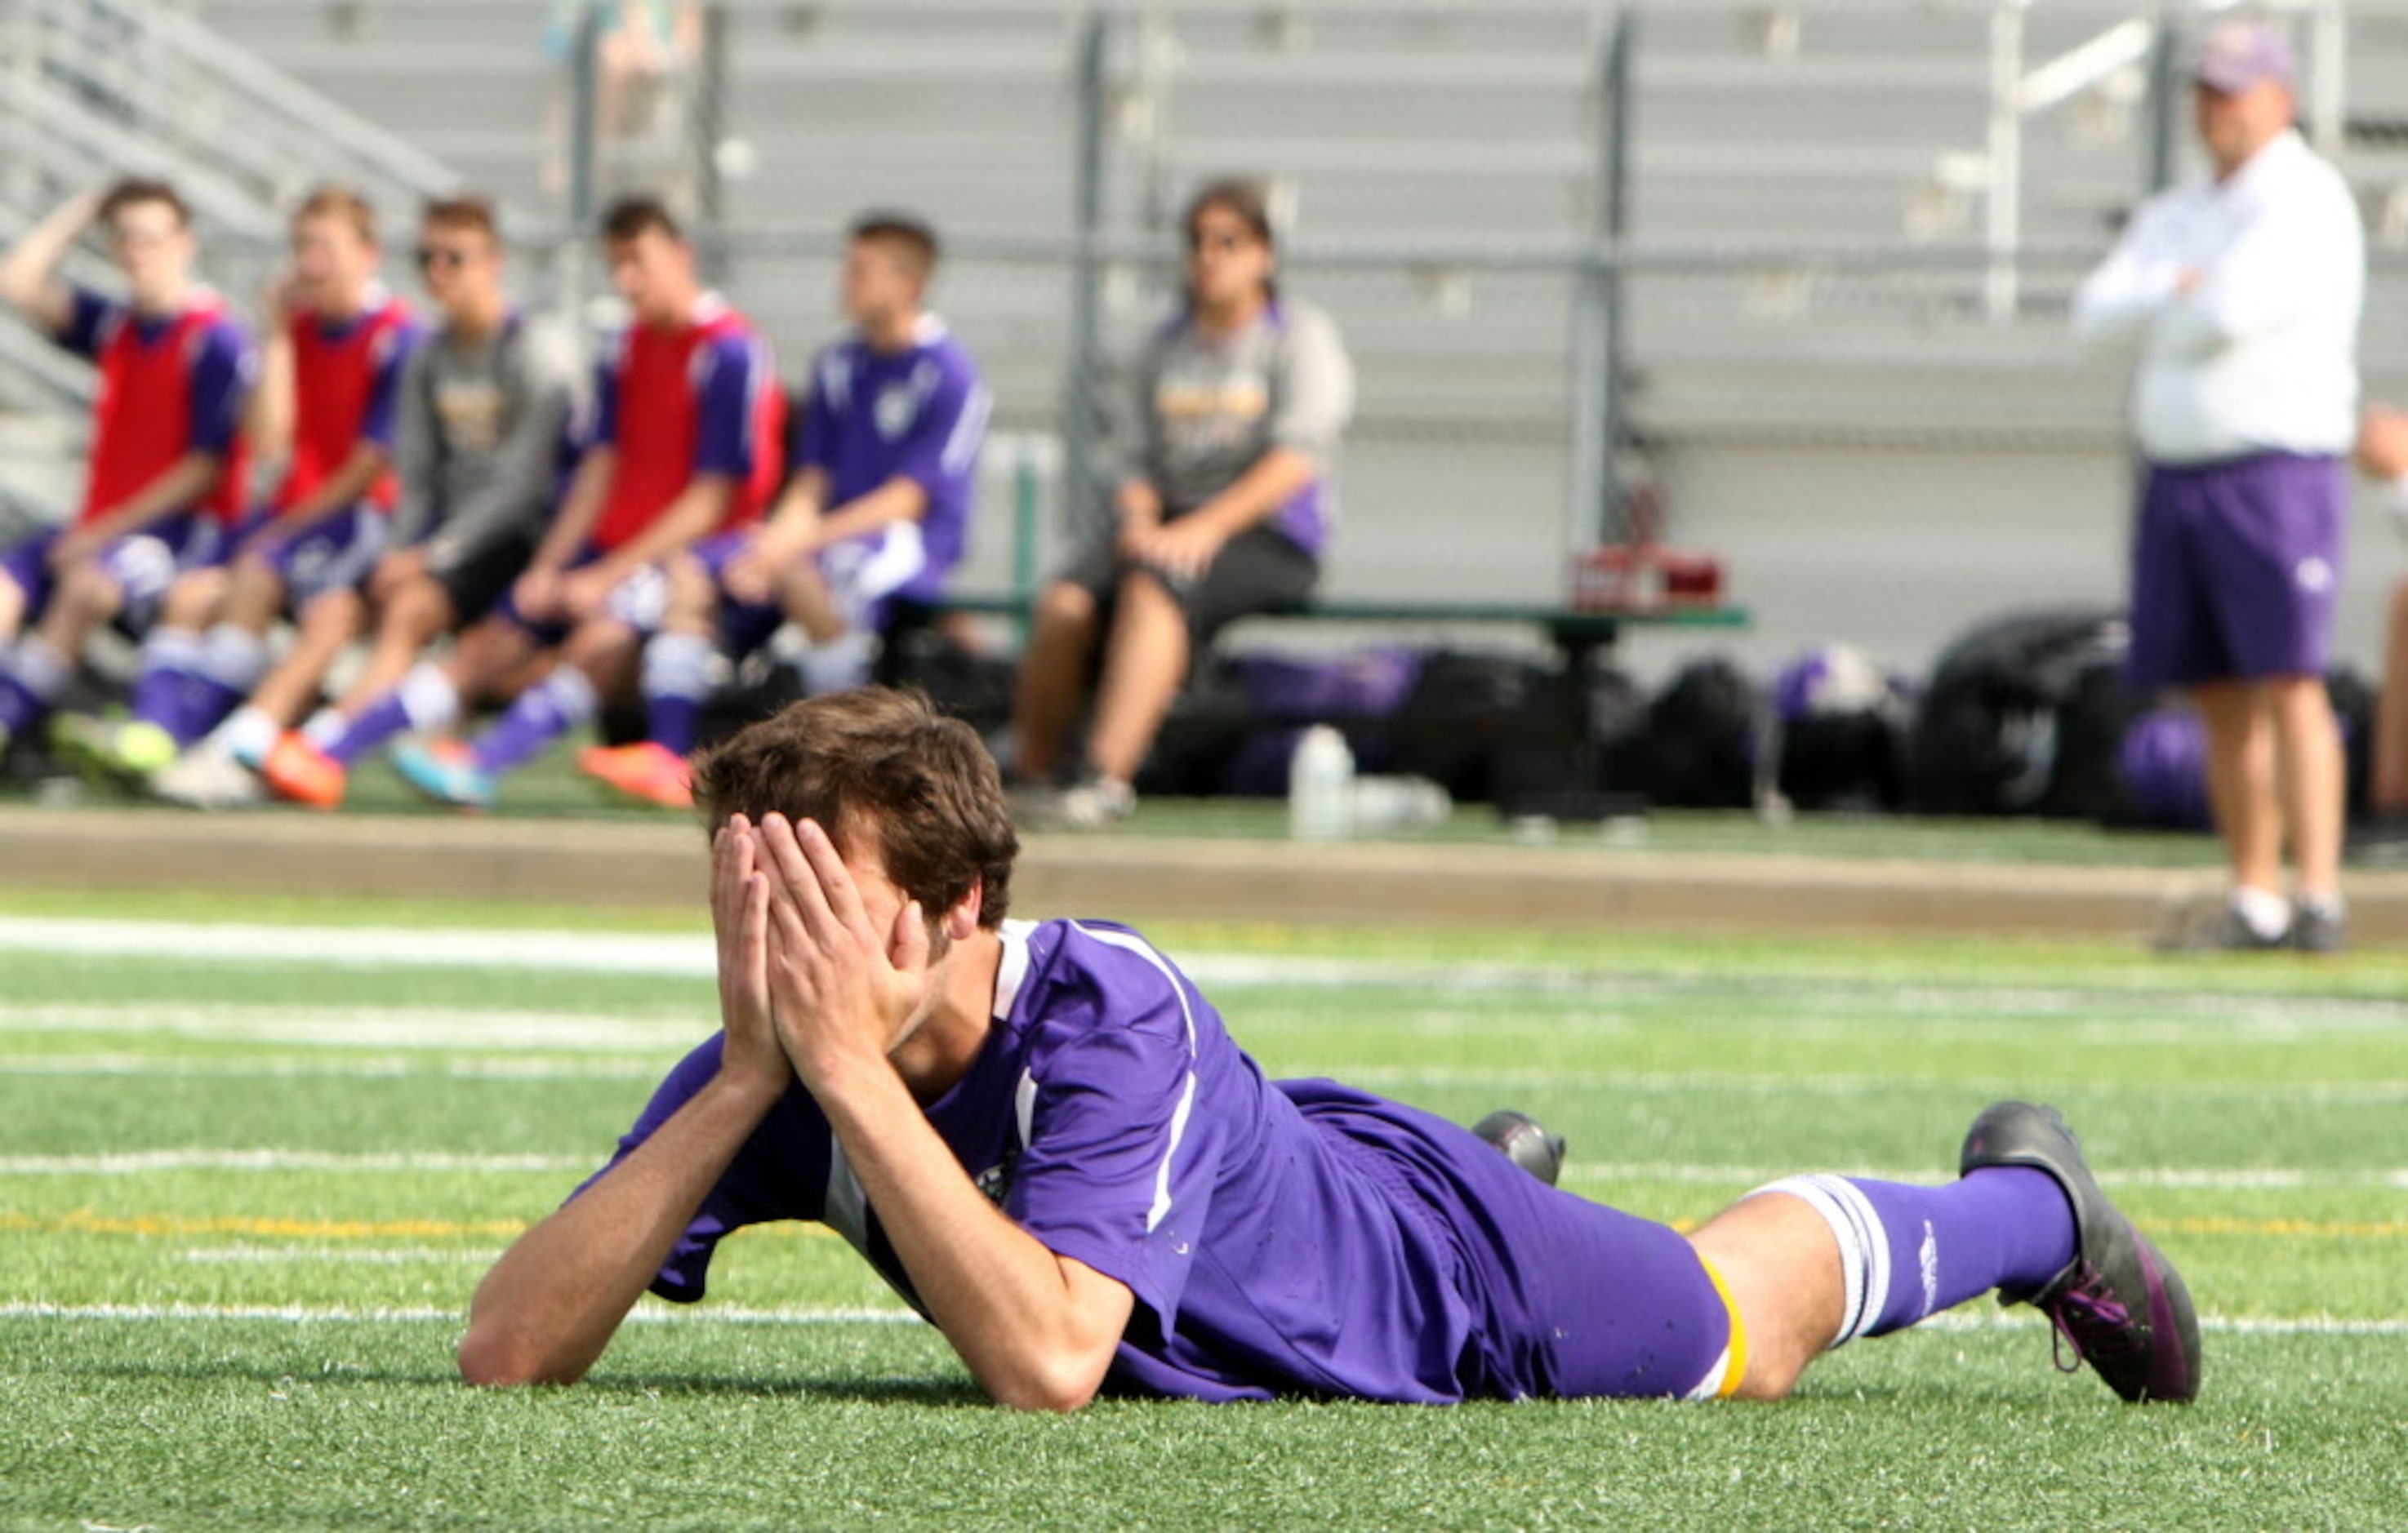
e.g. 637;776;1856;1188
1348;774;1452;832
1289;726;1355;841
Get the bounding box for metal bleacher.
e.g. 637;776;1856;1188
16;0;2408;676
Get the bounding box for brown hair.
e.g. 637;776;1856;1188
1183;176;1275;252
98;177;190;232
420;194;499;243
293;184;379;245
692;687;1017;929
848;210;940;282
601;194;682;246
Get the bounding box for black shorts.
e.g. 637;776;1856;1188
431;527;541;629
1061;521;1318;650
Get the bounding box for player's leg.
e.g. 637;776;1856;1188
1010;558;1111;784
2267;673;2347;949
1075;527;1318;824
0;536;64;750
578;552;717;810
2377;577;2408;815
45;545;193;780
1692;1102;2197;1405
415;605;639;811
1079;570;1186;802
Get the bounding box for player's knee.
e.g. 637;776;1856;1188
1033;580;1094;634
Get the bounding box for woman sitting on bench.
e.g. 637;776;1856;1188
1009;176;1355;828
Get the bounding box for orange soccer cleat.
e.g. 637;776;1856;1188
577;740;694;811
261;732;348;811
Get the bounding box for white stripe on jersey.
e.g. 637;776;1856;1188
1014;1067;1039;1149
1063;923;1201;1234
823;1134;873;1264
941;380;993;478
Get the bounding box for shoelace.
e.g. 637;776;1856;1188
2044;1266;2142;1375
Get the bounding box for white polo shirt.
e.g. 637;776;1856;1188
2073;129;2363;466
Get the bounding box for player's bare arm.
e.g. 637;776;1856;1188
724;465;828;603
0;189;100;335
245;439;392;553
457;825;790;1387
566;471;734;615
511;447;613;619
244;278;300;460
753;814;1136;1411
807;474;931;550
1111;478;1164;559
1131;445;1318;580
50;448;226;568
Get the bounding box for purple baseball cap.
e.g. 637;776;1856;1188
2192;18;2296;93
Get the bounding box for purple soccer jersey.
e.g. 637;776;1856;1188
582;918;1734;1403
790;319;989;605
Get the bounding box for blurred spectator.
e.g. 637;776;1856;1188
0;180;252;766
543;0;703;205
2072;20;2363;952
703;211;989;720
2347;403;2408;859
357;197;780;812
169;195;581;812
1011;177;1354;828
58;185;419;788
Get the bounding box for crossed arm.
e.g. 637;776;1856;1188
457;816;1133;1409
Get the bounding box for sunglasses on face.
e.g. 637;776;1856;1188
415;245;475;272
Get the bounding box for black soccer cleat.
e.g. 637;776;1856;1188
1960;1100;2202;1404
1474;1109;1566;1188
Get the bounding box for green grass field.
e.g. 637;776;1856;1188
4;894;2405;1531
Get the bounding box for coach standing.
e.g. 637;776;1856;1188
2075;18;2364;952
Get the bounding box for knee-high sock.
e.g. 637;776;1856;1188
0;634;73;735
641;631;714;757
128;626;207;737
471;665;597;775
326;663;460;766
175;624;268;745
1749;1167;2076;1345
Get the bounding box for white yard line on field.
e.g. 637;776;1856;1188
4;916;2406;1032
0;1299;2398;1336
2;1144;2401;1194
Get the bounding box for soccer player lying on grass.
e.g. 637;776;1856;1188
457;688;2203;1409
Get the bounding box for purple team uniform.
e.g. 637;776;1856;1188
586;918;1732;1403
719;318;989;649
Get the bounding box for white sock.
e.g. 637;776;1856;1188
213;705;278;764
396;663;461;735
300;708;347;749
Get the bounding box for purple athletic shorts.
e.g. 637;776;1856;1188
2128;451;2343;690
1;513;220;631
230;503;391;611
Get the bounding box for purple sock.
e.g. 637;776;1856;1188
641;631;713;757
647;694;699;757
471;669;596;775
167;672;246;746
1756;1167;2076;1343
129;665;192;735
327;693;412;766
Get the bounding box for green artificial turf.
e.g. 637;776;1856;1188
3;909;2404;1530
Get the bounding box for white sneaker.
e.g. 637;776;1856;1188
152;744;264;810
1055;774;1136;830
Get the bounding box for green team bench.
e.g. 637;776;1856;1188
928;591;1750;672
